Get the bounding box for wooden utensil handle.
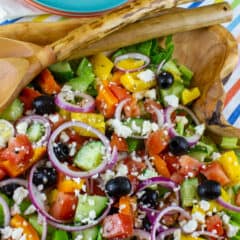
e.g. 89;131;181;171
49;0;182;61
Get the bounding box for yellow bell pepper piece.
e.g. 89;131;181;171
181;234;204;240
59;108;71;120
58;178;85;193
116;58;144;70
120;72;156;92
218;151;240;184
91;53;114;81
182;87;200;105
71;112;105;137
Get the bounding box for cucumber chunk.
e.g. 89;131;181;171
74;195;108;224
53;230;69;240
0;99;23;121
26;123;44;143
49;61;74;82
180;178;198;207
74;141;104;171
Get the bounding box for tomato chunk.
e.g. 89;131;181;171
50;192;78;220
109;84;130;101
123;97;141;118
110;133;128;152
179;155;202;177
206;215;224;237
201;162;230;186
102;214;133;239
146;129;169;155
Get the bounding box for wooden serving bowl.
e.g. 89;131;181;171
172;25;239;138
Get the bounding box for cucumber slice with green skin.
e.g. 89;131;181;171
26;123;44;143
188;145;209;162
19;199;32;214
72;226;101;240
0;98;23;121
74;141;104;171
53;230;69;240
178;64;193;87
180;178;198;207
49;61;74;82
162;60;182;81
126;138;144;153
74;195;108;224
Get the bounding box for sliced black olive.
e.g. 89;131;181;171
33;167;57;189
53;142;69;162
138;188;159;208
169;136;189;155
197;180;221;200
105;176;132;198
0;183;20;198
33;95;56;115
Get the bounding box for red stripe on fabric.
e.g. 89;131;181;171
224;78;240;107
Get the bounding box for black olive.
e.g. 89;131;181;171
33;95;56;115
169;136;189;155
0;183;20;198
142;216;152;231
157;71;174;89
53;142;69;162
138;188;159;208
108;207;119;215
105;176;132;198
33;167;57;189
197;180;221;200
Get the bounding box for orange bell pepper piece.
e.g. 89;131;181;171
110;133;128;152
37;69;61;95
10;214;40;240
109;83;130;101
111;71;124;85
96;85;118;118
119;196;136;218
152;154;170;178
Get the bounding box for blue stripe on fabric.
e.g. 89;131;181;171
188;1;204;8
227;14;240;32
0;17;22;26
228;104;240;125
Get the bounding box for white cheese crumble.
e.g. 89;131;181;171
16;122;28;135
24;204;36;215
144;89;157;99
1;226;26;240
199;200;210;212
173;229;181;240
226;223;239;237
60;131;70;143
89;210;96;220
192;211;205;223
13;187;28;205
176;116;188;125
75;234;83;240
164;94;179;107
108;119;133;138
48;114;60;123
211;152;221;160
116;163;128;177
137;69;155;82
195;124;205;135
182;219;198;233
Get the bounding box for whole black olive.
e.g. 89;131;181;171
197;180;221;200
53;142;70;162
169;136;189;155
105;176;132;198
33;95;56;115
33;167;57;189
138;188;159;208
157;71;174;89
0;183;20;198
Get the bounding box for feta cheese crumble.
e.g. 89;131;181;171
164;94;179;107
137;69;155;82
13;187;28;205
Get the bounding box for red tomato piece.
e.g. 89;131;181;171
102;214;133;239
109;84;130;101
146;129;169;155
50;192;78;221
201;162;230;186
206;215;224;237
110;133;128;152
178;155;202;177
170;172;185;184
0;134;33;165
19;87;41;111
144;99;162;122
123;157;146;174
0;168;6;180
123;97;141;118
160;153;180;174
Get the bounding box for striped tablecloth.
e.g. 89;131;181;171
0;0;240;127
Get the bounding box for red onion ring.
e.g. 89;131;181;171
107;146;118;169
151;206;191;240
114;53;150;72
48;121;118;178
114;98;131;120
151;106;164;127
216;197;240;212
156;228;180;240
55;91;95;113
165;106;202;146
133;229;151;240
137;176;180;204
16;115;51;147
41;217;48;240
0;178;28;188
28;160;113;231
156;60;166;75
0;195;10;227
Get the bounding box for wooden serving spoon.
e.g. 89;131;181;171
0;2;232;114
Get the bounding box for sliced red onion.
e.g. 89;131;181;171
55;91;95;113
133;229;151;240
151;206;191;240
165;106;202;146
156;228;180;240
156;60;166;75
107;146;118;169
16;115;51;147
48;121;117;178
193;231;224;239
114;53;150;72
0;178;28;188
41;217;48;240
114;98;131;120
216;197;240;212
151;106;164;127
28;160;113;231
0;195;10;227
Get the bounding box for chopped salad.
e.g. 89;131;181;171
0;36;240;240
